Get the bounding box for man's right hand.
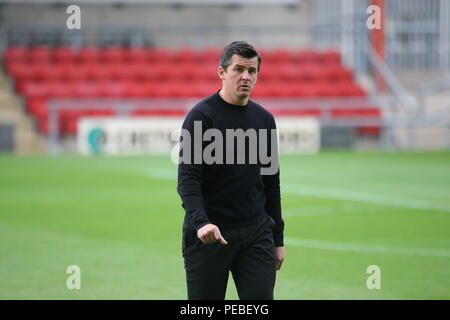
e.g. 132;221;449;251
197;224;228;245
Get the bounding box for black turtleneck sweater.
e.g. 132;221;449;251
177;91;284;247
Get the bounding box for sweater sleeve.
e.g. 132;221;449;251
262;115;285;247
177;110;211;232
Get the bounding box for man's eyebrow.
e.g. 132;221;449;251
234;64;257;69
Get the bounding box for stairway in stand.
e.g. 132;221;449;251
0;71;45;154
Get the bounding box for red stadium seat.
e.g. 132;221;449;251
78;47;101;63
271;108;321;117
54;46;78;64
190;80;219;97
131;108;185;116
86;108;116;116
263;82;295;97
47;81;75;98
273;48;295;64
125;81;150;97
336;83;367;97
22;81;50;99
109;63;136;81
319;49;341;65
141;81;159;97
250;83;267;97
278;63;301;81
102;46;126;63
63;64;92;81
297;49;320;65
293;83;321;97
29;46;53;64
259;49;277;64
173;47;199;64
257;65;278;82
40;65;68;82
178;64;199;81
30;64;54;81
199;48;221;63
97;80;127;97
331;107;381;118
324;65;353;82
89;64;113;81
65;117;79;135
132;64;158;81
55;64;75;81
297;66;322;82
314;82;338;97
196;63;220;81
8;64;34;91
126;47;151;63
153;63;176;80
152;47;174;64
26;98;47;117
3;46;28;64
156;81;192;97
73;81;101;97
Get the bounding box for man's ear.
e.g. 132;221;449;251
218;65;225;80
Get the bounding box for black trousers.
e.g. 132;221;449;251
182;215;277;300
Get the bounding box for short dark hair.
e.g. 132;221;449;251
219;41;261;72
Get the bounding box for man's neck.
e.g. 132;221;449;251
219;89;248;106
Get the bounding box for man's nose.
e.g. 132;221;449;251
241;70;251;81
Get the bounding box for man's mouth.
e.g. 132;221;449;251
239;84;250;89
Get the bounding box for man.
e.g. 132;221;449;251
177;41;285;300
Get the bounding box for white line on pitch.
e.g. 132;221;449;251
146;170;176;181
282;203;386;218
146;171;450;214
283;183;450;213
285;237;450;258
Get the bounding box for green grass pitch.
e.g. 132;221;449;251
1;150;449;299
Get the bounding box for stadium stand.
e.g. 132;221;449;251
3;45;380;136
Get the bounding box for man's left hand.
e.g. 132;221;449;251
275;246;285;271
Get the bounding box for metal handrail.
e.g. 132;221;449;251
365;45;417;114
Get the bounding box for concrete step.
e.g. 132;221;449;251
419;92;450;114
371;91;450;150
395;70;448;91
393;126;450;150
0;92;23;109
0;110;22;122
15;130;46;155
0;72;14;89
0;70;45;154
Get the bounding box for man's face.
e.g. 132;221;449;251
219;54;259;99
